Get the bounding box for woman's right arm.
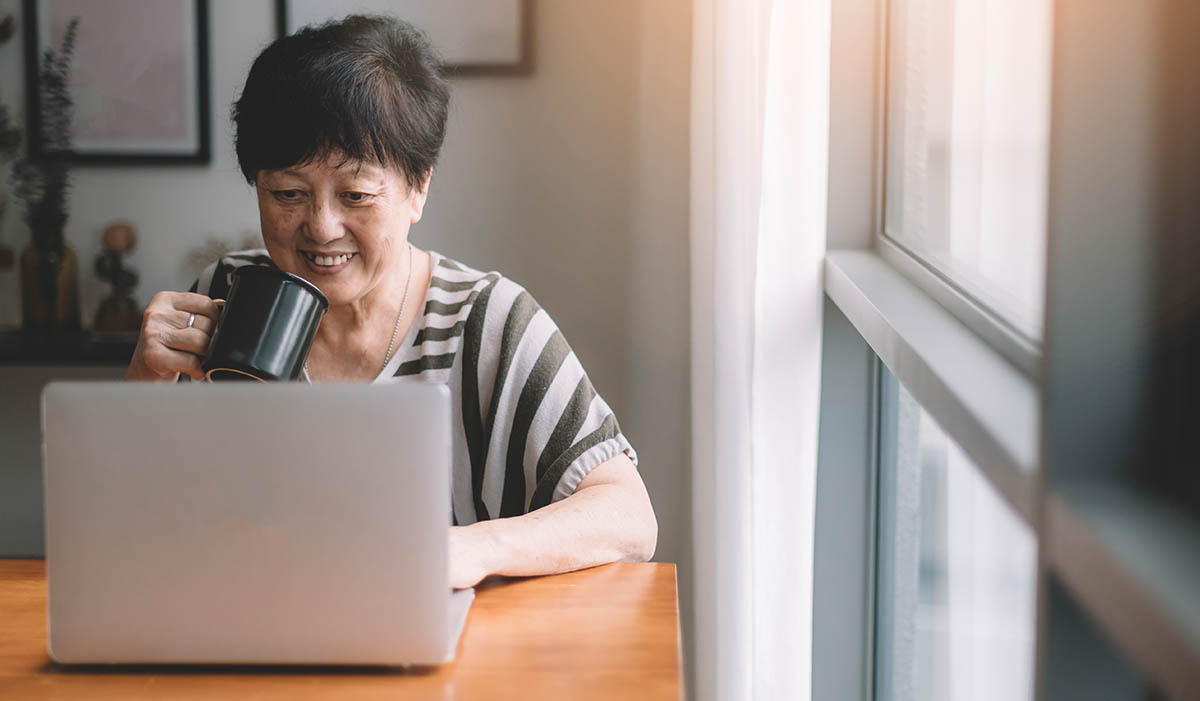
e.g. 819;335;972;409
126;291;221;382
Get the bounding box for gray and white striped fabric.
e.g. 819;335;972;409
192;250;637;525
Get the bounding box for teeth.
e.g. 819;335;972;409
305;252;354;266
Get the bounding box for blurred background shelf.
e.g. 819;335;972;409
0;328;136;365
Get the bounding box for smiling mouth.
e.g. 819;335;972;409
301;251;357;267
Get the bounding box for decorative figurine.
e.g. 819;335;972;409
93;221;141;335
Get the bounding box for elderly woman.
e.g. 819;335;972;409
125;15;656;589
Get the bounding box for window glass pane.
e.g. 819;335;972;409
885;0;1052;339
875;368;1038;701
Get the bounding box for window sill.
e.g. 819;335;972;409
877;235;1041;376
823;249;1039;525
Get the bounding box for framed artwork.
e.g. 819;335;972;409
277;0;532;76
23;0;210;164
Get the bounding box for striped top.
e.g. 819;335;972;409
192;249;637;525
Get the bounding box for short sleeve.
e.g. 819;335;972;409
189;249;276;299
458;277;637;520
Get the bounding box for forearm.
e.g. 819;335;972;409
465;469;657;580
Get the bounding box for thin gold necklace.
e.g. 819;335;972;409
379;244;415;373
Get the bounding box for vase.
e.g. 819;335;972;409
20;241;81;337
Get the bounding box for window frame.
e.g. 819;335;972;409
875;0;1045;378
876;235;1040;377
873;362;1043;700
814;1;1200;700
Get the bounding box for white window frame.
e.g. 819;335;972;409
813;1;1200;700
873;0;1050;377
875;235;1040;377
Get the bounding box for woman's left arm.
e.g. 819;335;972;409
449;452;657;589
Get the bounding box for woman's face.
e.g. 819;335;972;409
255;157;428;308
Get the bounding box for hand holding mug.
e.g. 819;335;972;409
129;268;327;383
126;292;222;382
201;267;327;381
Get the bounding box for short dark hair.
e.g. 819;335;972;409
232;15;450;191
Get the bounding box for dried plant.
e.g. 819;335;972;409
0;105;21;227
12;17;79;253
184;231;265;278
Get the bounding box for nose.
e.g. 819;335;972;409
305;199;342;245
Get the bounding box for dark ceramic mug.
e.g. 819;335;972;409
201;267;328;382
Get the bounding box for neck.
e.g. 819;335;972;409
319;244;414;337
305;246;430;381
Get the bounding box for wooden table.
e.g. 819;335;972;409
0;560;682;699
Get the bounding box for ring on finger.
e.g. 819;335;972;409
187;313;196;328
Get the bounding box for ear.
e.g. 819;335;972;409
409;169;432;223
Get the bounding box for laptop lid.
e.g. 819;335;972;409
41;381;454;665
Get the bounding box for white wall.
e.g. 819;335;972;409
0;0;690;590
422;0;692;583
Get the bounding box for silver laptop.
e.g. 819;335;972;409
41;381;472;666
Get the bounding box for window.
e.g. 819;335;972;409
816;0;1200;698
874;368;1037;701
884;0;1053;343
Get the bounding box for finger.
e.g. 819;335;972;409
169;292;222;319
179;352;205;381
175;309;216;335
145;344;205;381
158;326;214;357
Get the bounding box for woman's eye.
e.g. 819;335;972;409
273;189;304;202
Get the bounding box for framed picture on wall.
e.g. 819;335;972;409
23;0;210;164
277;0;532;76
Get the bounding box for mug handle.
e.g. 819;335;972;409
205;299;225;358
201;299;271;383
